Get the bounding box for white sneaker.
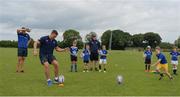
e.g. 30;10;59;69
104;71;106;73
86;70;89;72
83;71;85;72
99;70;102;72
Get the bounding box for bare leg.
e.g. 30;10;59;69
16;57;22;72
44;62;50;80
51;60;59;78
20;57;25;72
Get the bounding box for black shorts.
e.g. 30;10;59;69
90;52;99;61
145;59;151;64
39;54;56;65
71;55;77;61
83;60;89;63
18;48;28;57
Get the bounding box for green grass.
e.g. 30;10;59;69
0;48;180;96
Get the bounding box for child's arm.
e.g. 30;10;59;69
152;59;161;67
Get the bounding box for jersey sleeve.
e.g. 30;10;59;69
158;54;163;60
27;34;30;41
39;36;46;44
54;40;58;47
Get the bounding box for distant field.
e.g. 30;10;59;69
0;48;180;96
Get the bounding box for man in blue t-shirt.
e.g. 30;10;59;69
33;30;68;86
170;46;180;75
16;27;31;73
88;34;100;71
152;46;173;80
143;46;152;72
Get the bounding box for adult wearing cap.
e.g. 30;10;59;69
16;27;31;73
88;33;101;71
143;46;152;72
33;30;68;86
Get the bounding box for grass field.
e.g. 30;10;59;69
0;48;180;96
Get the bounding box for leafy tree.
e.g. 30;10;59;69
62;29;83;48
175;36;180;48
144;32;162;48
159;42;174;49
101;30;132;50
131;34;144;47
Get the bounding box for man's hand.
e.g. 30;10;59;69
26;28;31;32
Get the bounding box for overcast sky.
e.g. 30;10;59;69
0;0;179;43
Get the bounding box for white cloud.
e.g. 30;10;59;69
0;0;179;43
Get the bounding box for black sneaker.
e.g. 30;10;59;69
159;74;164;80
170;77;173;80
20;70;24;73
54;79;59;84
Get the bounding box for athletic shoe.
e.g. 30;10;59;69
104;70;106;73
159;73;164;80
83;70;86;72
99;70;102;72
54;79;59;84
47;80;52;86
170;77;173;80
20;70;24;73
86;70;89;72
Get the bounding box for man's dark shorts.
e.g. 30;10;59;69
71;55;77;61
39;54;56;65
145;58;151;64
90;52;99;61
18;48;28;57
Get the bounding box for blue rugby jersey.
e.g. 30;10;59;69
156;53;167;64
70;46;78;57
82;49;90;61
100;50;108;59
144;50;152;59
39;36;58;55
17;33;30;48
170;51;180;61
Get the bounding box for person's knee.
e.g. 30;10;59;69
52;60;59;68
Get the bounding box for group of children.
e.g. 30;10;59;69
144;46;180;80
69;41;108;72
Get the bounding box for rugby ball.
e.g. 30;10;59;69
117;75;123;84
59;75;65;84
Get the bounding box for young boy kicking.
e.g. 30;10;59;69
70;40;78;72
82;44;91;72
152;46;173;80
99;45;108;72
143;46;152;72
170;46;180;75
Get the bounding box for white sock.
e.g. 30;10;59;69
55;77;58;80
47;79;51;81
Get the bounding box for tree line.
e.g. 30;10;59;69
0;29;179;50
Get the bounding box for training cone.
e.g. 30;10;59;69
58;83;64;87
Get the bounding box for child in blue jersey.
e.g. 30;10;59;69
81;44;91;72
170;46;180;75
99;45;108;72
16;27;31;73
70;40;78;72
143;46;152;72
152;46;173;80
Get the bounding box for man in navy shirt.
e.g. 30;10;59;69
170;46;180;75
88;34;100;71
33;30;67;86
16;27;31;73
